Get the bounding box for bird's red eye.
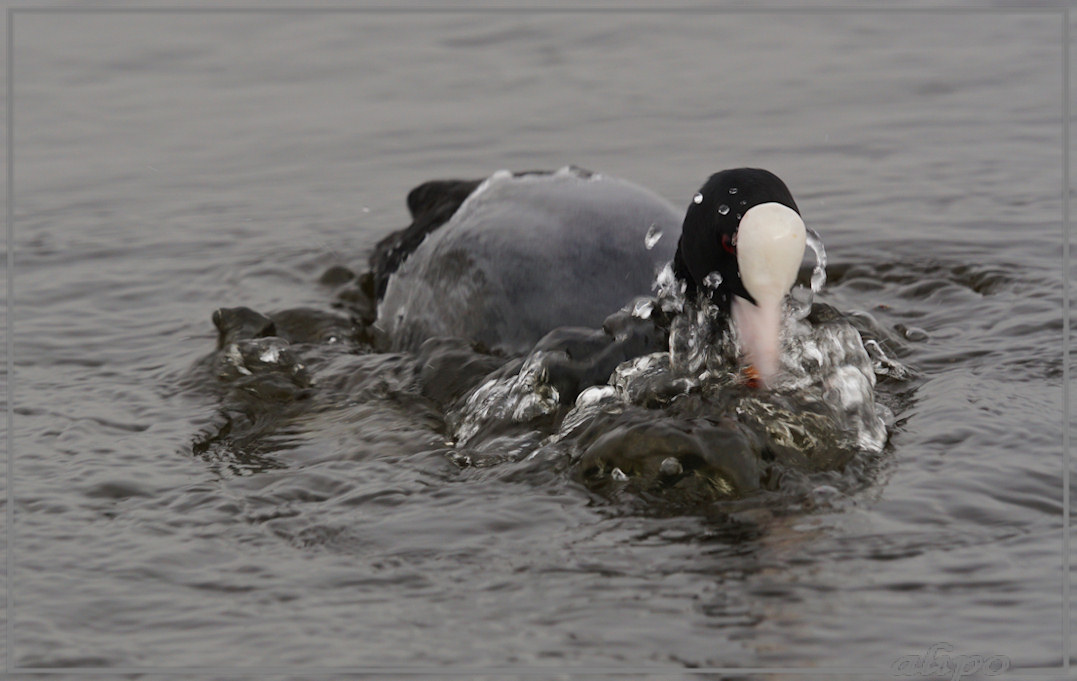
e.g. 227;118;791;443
721;233;736;255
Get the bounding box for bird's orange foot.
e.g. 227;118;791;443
742;364;762;389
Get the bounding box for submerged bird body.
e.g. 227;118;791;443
376;169;680;354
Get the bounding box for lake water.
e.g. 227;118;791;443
4;7;1070;678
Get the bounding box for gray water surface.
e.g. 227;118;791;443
6;8;1068;675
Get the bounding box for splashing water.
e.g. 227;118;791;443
790;226;828;321
644;224;663;250
702;270;723;291
863;339;909;379
631;298;655;320
557;385;621;438
780;313;891;452
668;299;736;379
652;262;687;315
453;227;903;491
808;227;827;292
219;337;305;381
452;351;560;446
636;231;895;455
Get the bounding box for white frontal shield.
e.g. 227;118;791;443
731;202;806;387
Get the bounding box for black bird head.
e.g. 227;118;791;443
673;168;807;386
675;168;800;310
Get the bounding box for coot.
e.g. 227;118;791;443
372;166;806;386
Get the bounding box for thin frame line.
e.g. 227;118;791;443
3;3;1068;676
5;665;1071;677
1064;5;1072;673
6;5;1066;14
10;666;885;676
5;7;14;677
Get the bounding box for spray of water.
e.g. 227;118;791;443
789;227;827;321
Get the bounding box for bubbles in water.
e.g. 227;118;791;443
224;344;253;375
556;385;623;441
693;192;703;204
654;262;675;291
217;337;309;387
632;298;654;319
652;262;687;314
702;271;723;290
611;352;680;404
576;385;617;408
659;457;683;476
788;287;813;321
644;223;663;250
780;316;890;453
790;226;829;321
807;227;827;293
902;326;929;342
718;204;730;215
830;365;872;410
728;187;739;194
667;299;738;379
863;339;908;379
453;351;561;446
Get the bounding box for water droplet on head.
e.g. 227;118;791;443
693;192;703;204
718;204;730;215
728;187;738;194
644;223;663;250
702;270;723;290
659;457;683;476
